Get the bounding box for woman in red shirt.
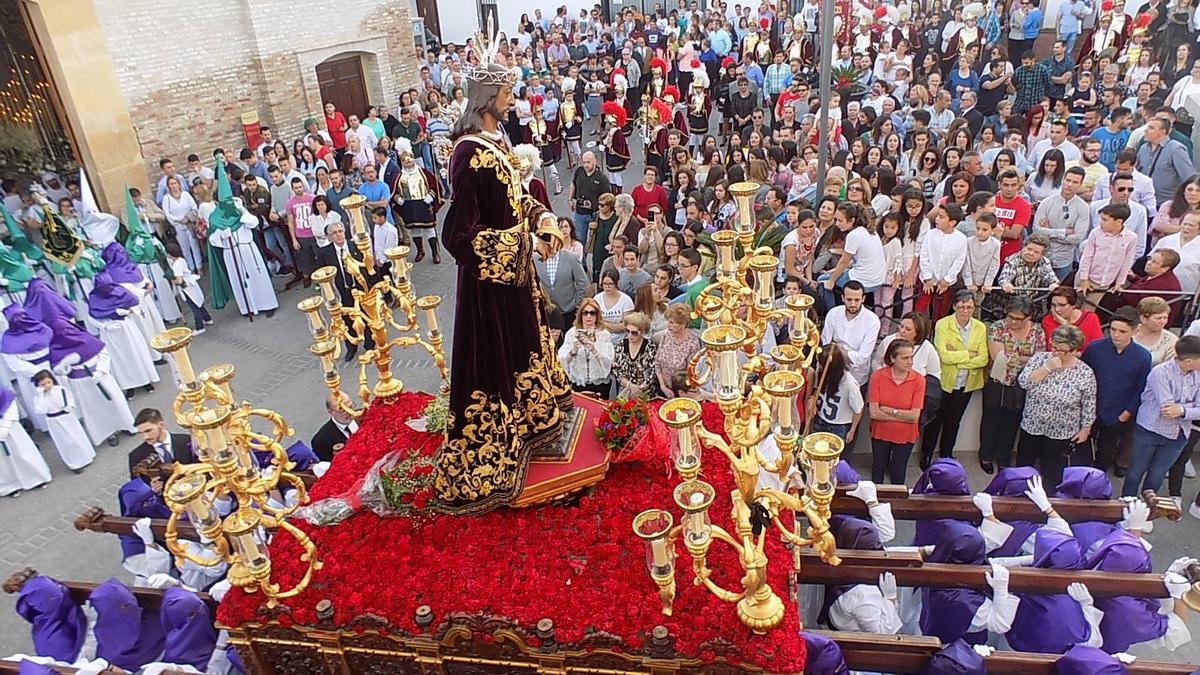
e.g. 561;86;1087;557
868;338;926;485
1041;286;1102;350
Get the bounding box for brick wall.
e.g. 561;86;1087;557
91;0;420;182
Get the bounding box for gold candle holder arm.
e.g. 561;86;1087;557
256;519;324;607
163;511;232;568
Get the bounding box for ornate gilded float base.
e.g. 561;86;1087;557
512;394;609;509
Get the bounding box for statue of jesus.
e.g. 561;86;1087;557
432;38;573;515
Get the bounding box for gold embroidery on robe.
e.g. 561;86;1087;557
471;226;532;285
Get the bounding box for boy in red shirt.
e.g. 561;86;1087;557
993;168;1031;263
323;102;348;151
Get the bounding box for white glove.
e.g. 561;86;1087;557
1113;652;1137;664
423;194;434;204
115;308;132;316
208;579;232;603
144;573;180;589
986;562;1010;595
973;492;994;518
972;645;996;658
878;571;898;601
1164;571;1192;599
1121;499;1150;532
1068;582;1094;607
312;461;331;478
1024;475;1052;512
132;517;155;546
848;480;877;505
1167;556;1196;577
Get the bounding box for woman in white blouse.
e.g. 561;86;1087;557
557;297;615;398
161;175;202;273
595;269;634;340
309;195;340;249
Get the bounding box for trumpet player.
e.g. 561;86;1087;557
600;102;631;194
686;74;712;154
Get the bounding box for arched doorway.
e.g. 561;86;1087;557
316;53;370;120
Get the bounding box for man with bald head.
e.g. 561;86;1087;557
568;150;611;244
311;391;359;462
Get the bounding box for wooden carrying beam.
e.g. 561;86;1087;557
795;550;1171;598
832;485;1182;524
157;463;317;487
73;506;197;540
816;630;1197;674
2;567;215;609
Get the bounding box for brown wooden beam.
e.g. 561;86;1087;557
795;551;1171;598
815;630;1197;674
832;486;1181;524
3;567;215;609
73;506;198;540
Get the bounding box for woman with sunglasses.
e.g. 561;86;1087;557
613;311;660;399
557;298;615;399
978;297;1044;473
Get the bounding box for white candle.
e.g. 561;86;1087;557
777;397;792;430
174;348;196;386
677;428;694;464
423;306;439;335
651;538;669;567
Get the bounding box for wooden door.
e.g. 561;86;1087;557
415;0;441;42
316;55;368;120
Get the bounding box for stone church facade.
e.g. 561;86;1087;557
19;0;421;209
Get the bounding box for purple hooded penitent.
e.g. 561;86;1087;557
46;316;102;369
16;661;55;675
1007;529;1091;654
1055;467;1117;552
0;305;51;355
911;459;971;546
922;639;985;675
800;631;849;675
835;461;861;486
983;466;1041;557
86;271;140;321
117;478;170;559
1087;528;1168;653
921;521;988;645
14;575;86;662
101;242;145;285
22;278;74;324
1055;644;1128;675
160;587;217;670
89;578;165;671
819;516;883;629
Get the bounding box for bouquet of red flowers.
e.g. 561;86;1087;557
593;395;649;453
378;452;438;514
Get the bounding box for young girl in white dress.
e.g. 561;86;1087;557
32;370;94;473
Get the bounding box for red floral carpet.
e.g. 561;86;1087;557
218;392;806;672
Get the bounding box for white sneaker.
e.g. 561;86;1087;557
192;328;207;335
1190;501;1200;521
1186;460;1196;479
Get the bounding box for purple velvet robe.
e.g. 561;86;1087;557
89;578;165;671
983;466;1041;557
800;631;849;674
117;478;170;559
1008;529;1091;654
911;459;971;546
160;587;217;670
819;516;883;628
14;576;86;662
1055;644;1129;674
1055;466;1118;552
1087;528;1168;653
921;521;988;645
22;278;74;324
924;639;986;674
434;133;573;515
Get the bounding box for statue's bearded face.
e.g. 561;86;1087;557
488;85;514;120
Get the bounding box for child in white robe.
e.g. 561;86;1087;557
0;386;51;496
32;370;94;472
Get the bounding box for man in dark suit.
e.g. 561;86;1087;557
128;408;196;478
375;147;400;188
312;391;360;463
315;220;378;361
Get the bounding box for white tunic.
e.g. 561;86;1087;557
92;311;159;390
32;384;94;470
53;350;135;445
210;209;278;316
140;261;182;323
0;401;51;495
119;281;168;360
3;349;52;433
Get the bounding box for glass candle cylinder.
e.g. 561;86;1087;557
729;182;759;237
633;509;674;576
417;296;440;335
225;509;270;575
166;473;220;533
712;230;738;278
659;398;703;476
673;480;715;547
749;255;778;311
802;432;845;495
717;350;739;400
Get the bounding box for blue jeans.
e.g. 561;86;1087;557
263;226;292;271
184;296;212;330
817;270;878;312
1053;265;1074;282
573;212;592;247
1122;425;1189;497
1061;32;1079;56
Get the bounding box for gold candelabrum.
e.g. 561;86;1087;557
296;194;448;419
151;328;321;608
632;181;842;635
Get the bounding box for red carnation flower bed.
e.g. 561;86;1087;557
218;392;806;672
